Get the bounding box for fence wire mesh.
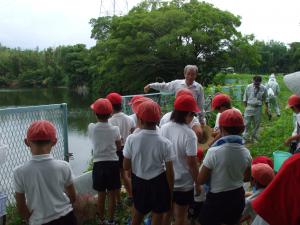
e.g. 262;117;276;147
0;104;68;205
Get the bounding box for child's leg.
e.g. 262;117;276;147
151;212;164;225
107;190;116;221
130;207;144;225
162;208;172;225
173;203;189;225
121;169;132;197
97;191;106;221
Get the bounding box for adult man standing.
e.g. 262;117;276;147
265;74;280;117
243;75;269;142
144;65;205;124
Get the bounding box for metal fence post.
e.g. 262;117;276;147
61;103;69;162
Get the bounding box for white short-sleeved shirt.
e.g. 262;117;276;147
88;122;121;162
160;122;197;191
123;129;175;180
159;111;200;128
214;107;242;131
129;114;137;127
203;139;252;193
108;112;134;145
13;154;74;225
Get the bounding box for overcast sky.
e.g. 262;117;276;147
0;0;299;50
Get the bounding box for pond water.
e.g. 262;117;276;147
0;88;95;176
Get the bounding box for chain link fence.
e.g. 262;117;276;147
0;104;69;205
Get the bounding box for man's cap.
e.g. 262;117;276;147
175;88;193;98
287;94;300;108
252;156;274;169
128;95;143;105
211;93;231;110
197;147;204;162
132;97;153;114
90;98;113;114
106;92;122;104
27;120;57;142
174;95;200;112
136;100;161;122
219;109;244;127
252;163;275;186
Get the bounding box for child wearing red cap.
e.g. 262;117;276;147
284;94;300;154
160;94;201;225
88;98;122;225
123;101;175;225
106;92;135;207
241;163;275;224
210;93;241;145
13;120;77;225
197;109;252;225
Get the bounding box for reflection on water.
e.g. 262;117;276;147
0;88;97;175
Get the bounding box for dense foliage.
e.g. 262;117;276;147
0;0;299;95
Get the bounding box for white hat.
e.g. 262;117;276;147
270;73;275;79
284;71;300;96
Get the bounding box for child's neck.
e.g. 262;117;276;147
98;119;108;123
141;125;156;130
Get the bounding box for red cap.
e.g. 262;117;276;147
136;100;161;122
27;120;57;142
252;163;275;186
252;156;274;169
287;94;300;108
197;147;204;162
90;98;113;114
174;95;200;112
175;88;193;98
106;92;122;104
211;93;231;110
128;95;143;105
219;109;244;127
132;97;153;113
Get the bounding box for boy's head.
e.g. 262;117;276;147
172;95;200;124
106;92;122;112
25;120;57;151
219;109;244;135
128;95;143;106
252;156;274;169
251;163;275;188
287;94;300;113
175;88;193;98
90;98;113;121
253;75;262;88
136;100;161;128
211;93;232;112
132;97;153;114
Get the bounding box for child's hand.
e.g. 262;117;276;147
284;137;292;146
195;185;202;196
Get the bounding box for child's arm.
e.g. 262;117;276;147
187;156;199;183
244;166;251;182
115;139;122;151
15;192;32;221
284;134;300;146
197;165;211;185
123;157;131;171
65;183;76;204
165;161;174;193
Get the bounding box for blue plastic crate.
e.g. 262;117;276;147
0;193;7;217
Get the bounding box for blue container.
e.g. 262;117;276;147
273;151;292;172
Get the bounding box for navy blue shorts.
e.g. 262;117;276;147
198;187;245;225
173;189;194;206
132;172;171;214
43;211;77;225
92;161;121;192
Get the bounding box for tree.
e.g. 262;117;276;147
90;0;243;94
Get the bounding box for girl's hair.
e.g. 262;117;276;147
96;114;111;120
215;102;232;111
170;110;190;124
112;104;122;112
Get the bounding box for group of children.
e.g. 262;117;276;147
13;85;300;225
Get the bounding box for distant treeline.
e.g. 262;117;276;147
0;0;299;95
